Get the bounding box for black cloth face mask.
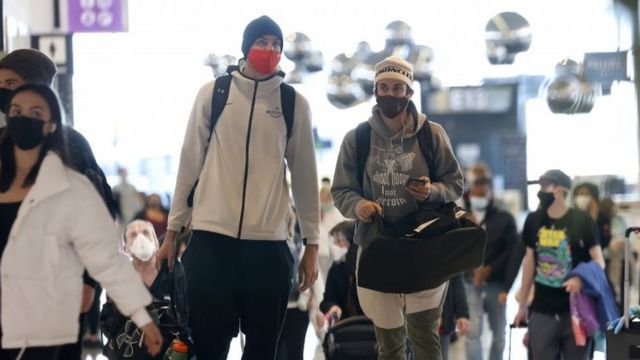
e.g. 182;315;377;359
376;95;410;118
537;190;556;210
7;116;47;150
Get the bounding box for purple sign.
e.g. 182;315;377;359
68;0;127;33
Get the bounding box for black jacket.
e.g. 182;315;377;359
471;203;519;291
320;245;363;318
596;212;611;249
100;261;191;360
441;274;469;335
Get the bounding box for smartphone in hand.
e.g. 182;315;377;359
405;177;427;187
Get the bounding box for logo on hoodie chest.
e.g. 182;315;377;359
266;107;283;118
371;142;417;208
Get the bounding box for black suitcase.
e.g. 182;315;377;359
323;316;377;360
606;226;640;360
322;315;418;360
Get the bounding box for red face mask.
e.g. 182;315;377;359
247;48;281;75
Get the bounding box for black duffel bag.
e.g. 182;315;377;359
357;202;487;294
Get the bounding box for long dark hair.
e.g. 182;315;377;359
0;84;69;192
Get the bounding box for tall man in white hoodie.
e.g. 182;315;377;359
157;15;320;360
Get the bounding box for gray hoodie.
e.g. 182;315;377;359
332;104;463;248
168;65;320;244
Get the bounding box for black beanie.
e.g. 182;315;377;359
241;15;283;58
0;49;57;85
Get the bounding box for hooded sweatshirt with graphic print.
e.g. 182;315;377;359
332;103;463;248
168;64;320;244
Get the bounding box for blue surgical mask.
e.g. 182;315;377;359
469;196;490;210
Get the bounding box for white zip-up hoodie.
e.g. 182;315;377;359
168;66;320;244
1;152;152;348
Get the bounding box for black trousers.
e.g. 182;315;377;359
182;231;294;360
276;308;309;360
86;285;102;335
56;313;86;360
0;346;60;360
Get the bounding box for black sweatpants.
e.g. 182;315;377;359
276;308;310;360
56;314;85;359
182;231;294;360
529;311;592;360
86;285;102;335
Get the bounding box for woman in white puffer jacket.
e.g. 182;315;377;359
0;84;162;359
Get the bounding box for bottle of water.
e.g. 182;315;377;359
162;339;188;360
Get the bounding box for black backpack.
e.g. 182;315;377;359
354;103;437;191
186;66;296;206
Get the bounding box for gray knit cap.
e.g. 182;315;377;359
0;49;57;85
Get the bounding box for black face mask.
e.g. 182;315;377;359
7;116;47;150
537;191;556;210
376;95;410;118
0;88;13;113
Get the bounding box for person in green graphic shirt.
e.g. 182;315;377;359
514;169;604;360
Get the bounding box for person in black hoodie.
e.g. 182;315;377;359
463;164;518;360
320;220;363;321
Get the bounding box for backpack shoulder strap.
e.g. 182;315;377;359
408;101;438;182
417;119;438;183
188;71;233;207
209;74;233;140
355;121;371;192
279;82;296;140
